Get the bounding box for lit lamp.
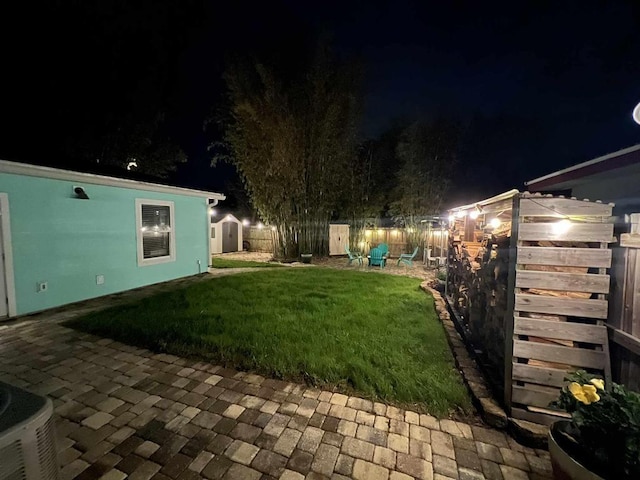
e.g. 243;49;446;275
469;204;483;219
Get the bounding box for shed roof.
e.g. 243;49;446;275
211;213;241;224
0;159;226;200
525;144;640;191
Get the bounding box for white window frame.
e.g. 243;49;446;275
135;198;176;266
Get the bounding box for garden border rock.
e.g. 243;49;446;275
421;281;549;449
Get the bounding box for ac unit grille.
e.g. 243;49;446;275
0;439;26;480
0;382;60;480
35;417;57;480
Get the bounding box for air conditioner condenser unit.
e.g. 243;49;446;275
0;381;59;480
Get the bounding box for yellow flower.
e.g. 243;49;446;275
569;382;601;404
590;378;605;390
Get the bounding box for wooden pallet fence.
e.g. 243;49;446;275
511;193;613;425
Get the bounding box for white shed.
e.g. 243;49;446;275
211;214;243;254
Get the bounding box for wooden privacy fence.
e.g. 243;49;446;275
609;213;640;391
243;225;429;259
359;228;420;258
447;191;615;425
242;226;274;252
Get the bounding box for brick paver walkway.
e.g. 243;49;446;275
0;277;552;480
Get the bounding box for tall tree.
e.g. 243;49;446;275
221;43;361;259
340;124;404;247
390;119;459;247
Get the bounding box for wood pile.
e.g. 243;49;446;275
447;192;615;425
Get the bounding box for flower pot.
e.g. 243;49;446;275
300;254;312;264
549;421;604;480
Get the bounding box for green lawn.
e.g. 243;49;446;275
210;258;283;268
66;268;470;416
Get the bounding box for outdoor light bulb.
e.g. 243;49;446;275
633;102;640;125
448;215;455;223
552;219;572;235
490;218;501;229
209;208;216;216
242;219;250;226
257;222;264;229
470;210;479;220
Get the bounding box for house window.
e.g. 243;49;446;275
136;199;176;266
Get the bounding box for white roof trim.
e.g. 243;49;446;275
212;213;241;224
525;144;640;187
0;160;225;200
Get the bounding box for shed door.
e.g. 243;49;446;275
329;225;350;256
0;207;7;317
222;221;238;253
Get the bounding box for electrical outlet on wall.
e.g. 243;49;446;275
96;275;105;285
37;281;48;292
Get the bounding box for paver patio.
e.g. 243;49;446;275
0;275;553;480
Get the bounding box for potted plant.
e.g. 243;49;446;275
300;253;312;264
549;370;640;479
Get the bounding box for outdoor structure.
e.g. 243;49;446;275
447;190;614;425
526;144;640;391
424;219;448;266
0;160;224;318
329;223;349;255
210;213;243;254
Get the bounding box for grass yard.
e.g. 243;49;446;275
210;258;283;268
66;268;470;416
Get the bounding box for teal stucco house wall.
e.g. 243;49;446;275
0;160;225;318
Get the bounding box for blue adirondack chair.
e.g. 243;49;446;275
368;247;386;268
397;246;420;267
345;245;363;266
378;243;389;258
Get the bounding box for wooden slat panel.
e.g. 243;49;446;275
518;223;614;242
511;407;568;426
513;339;606;369
515;293;608;319
517;246;611;268
516;271;610;293
512;385;559;408
514;317;608;344
520;198;612;217
621;233;640;248
512;363;569;388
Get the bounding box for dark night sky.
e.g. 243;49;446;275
2;0;640;207
290;0;640;204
